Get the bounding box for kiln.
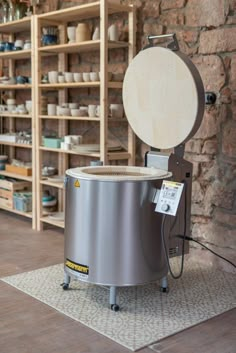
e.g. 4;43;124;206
62;34;205;311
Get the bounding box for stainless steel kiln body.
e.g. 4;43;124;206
64;172;168;286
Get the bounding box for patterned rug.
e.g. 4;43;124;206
1;257;236;351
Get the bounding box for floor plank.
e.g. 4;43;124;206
0;211;235;353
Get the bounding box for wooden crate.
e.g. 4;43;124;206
5;164;32;176
0;178;31;210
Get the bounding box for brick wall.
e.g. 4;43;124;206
39;0;236;272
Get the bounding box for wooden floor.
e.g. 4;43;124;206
0;210;235;353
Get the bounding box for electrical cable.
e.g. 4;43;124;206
161;181;187;279
177;235;236;269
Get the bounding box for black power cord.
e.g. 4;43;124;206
177;235;236;269
161;181;188;279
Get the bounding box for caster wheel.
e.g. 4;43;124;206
61;283;69;290
160;286;169;293
111;304;120;312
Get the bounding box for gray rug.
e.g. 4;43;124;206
1;257;236;351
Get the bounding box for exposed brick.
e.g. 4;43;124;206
222;121;236;157
229;55;236;90
161;0;186;11
199;28;236;54
185;139;202;154
192;222;236;249
201;160;220;182
192;181;204;203
142;0;161;18
143;23;163;36
159;11;185;26
194;106;222;139
214;209;236;227
178;30;199;44
185;0;228;27
192;55;225;92
202;139;218;154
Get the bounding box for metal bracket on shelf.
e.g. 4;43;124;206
143;33;179;51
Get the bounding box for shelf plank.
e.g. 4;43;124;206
37;1;131;24
40;216;64;229
39;82;100;89
108;82;123;89
0;49;31;60
0;17;31;33
40;179;64;189
39;146;100;157
0;141;32;148
108;151;131;160
0;84;32;90
40;115;100;121
0;113;31;118
0;205;32;218
38;40;128;55
0;170;32;182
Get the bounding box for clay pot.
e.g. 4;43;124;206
76;23;91;42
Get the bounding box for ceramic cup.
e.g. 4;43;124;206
82;72;90;82
14;39;24;49
76;23;91;42
48;71;58;84
88;104;97;117
89;72;99;81
64;142;72;150
65;72;74;83
60;107;71;116
73;72;83;82
69;103;79;109
58;75;65;83
110;103;124;118
71;109;80;117
47;103;57;116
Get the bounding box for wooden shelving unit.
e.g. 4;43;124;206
0;16;36;229
0;1;136;231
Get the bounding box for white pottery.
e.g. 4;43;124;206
82;72;90;82
89;72;99;81
109;103;124;118
92;26;100;40
67;26;76;43
48;71;58;84
73;73;83;82
108;24;118;41
65;72;74;83
88;104;97;117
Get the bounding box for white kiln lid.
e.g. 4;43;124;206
122;46;205;149
66;165;171;181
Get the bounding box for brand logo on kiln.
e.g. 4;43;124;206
65;258;89;275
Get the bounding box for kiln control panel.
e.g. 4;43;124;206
155;180;184;216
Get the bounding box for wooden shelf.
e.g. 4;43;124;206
38;40;128;55
0;17;31;33
0;170;32;182
39;81;100;89
40;115;100;121
0;84;32;90
40;216;64;229
37;1;131;23
0;49;31;60
0;205;32;219
39;146;100;158
40;179;64;189
0;141;32;148
108;151;131;160
0;113;31;118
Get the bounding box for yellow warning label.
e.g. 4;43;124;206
74;179;80;188
65;259;89;275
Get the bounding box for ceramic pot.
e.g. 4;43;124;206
76;23;91;42
92;26;100;40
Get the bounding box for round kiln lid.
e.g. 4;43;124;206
122;46;205;149
66;165;172;181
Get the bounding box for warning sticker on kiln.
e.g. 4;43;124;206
65;258;89;278
74;179;80;188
